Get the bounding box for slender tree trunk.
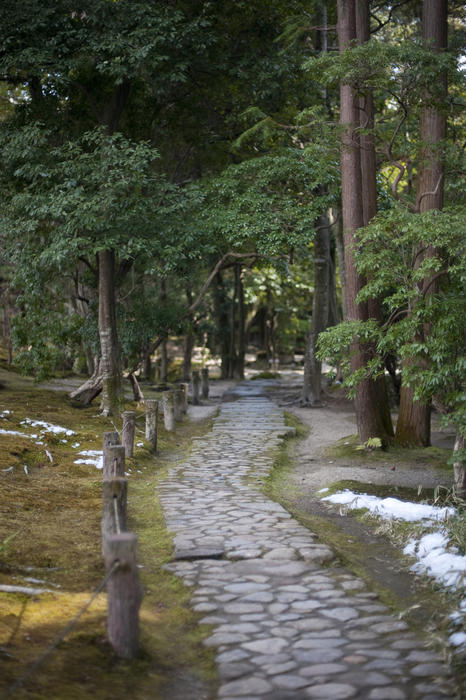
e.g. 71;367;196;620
183;285;195;382
338;0;392;445
396;0;447;446
453;434;466;498
160;279;168;383
212;271;230;379
356;0;394;441
98;249;123;416
302;211;331;406
234;264;245;379
334;209;346;320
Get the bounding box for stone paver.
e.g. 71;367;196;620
159;382;454;699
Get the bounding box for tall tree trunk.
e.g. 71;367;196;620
334;209;346;320
302;5;335;406
396;0;447;446
356;0;394;441
453;434;466;498
98;249;123;416
212;271;230;379
302;211;331;406
183;285;195;381
160;279;168;383
338;0;392;445
234;264;246;379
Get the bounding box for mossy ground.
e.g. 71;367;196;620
0;371;217;700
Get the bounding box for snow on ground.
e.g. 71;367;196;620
320;490;455;522
0;428;30;438
320;488;466;651
20;418;75;436
403;532;466;588
74;449;103;470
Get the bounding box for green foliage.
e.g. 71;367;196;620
198;148;335;256
317;205;466;438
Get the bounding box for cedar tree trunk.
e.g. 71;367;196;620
396;0;447;446
338;0;393;444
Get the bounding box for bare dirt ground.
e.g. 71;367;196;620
269;373;455;493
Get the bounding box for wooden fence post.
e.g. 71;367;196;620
201;367;209;399
122;411;135;458
104;445;126;480
174;389;184;421
102;477;128;557
180;383;189;414
192;370;201;405
162;392;175;431
145;399;158;451
104;532;142;659
103;431;120;476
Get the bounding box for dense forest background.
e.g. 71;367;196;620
0;0;464;487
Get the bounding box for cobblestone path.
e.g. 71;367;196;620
160;382;453;699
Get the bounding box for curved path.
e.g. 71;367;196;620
160;382;453;700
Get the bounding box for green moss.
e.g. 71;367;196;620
326;434;451;470
250;371;281;380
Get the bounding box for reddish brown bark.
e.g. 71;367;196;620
396;0;447;446
338;0;393;444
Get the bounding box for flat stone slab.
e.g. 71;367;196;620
173;547;225;561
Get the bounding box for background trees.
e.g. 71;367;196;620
0;0;464;478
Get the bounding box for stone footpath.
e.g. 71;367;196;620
159;382;454;700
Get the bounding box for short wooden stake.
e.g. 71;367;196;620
180;383;189;414
192;370;201;405
162;392;175;431
104;445;126;479
145;399;158;450
122;411;135;458
201;367;209;399
102;477;128;557
103;431;120;478
174;389;184;421
104;532;142;659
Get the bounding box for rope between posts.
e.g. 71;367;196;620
3;560;120;700
113;494;121;534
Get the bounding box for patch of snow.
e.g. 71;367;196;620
449;632;466;649
21;419;75;436
0;428;30;438
72;442;80;448
403;533;466;589
23;465;29;475
0;410;11;416
45;450;53;463
2;466;14;473
136;442;143;447
322;490;455;522
74;449;103;469
317;487;329;494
